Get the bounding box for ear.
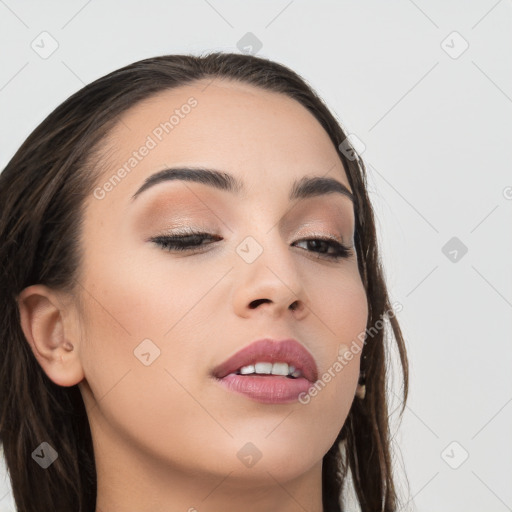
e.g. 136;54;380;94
16;284;85;387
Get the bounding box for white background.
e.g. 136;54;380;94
1;1;511;511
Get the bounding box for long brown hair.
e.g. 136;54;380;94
0;51;408;512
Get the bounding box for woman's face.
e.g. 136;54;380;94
73;79;368;493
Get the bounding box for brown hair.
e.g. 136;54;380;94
0;51;408;512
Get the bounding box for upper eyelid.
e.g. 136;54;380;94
140;196;353;232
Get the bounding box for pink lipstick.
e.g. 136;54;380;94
212;338;318;404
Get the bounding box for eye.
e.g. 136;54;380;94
150;229;353;261
293;237;353;260
150;229;219;253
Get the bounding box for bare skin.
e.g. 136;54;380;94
17;78;368;512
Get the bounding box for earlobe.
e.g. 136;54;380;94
16;284;85;387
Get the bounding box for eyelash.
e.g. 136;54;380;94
150;228;353;261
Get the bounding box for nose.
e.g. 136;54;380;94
232;237;309;320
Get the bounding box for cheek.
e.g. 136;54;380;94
74;260;172;409
291;265;367;430
329;276;368;402
306;264;368;360
76;280;216;466
79;247;192;340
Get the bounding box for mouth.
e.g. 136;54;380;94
211;338;318;404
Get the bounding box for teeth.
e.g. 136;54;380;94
254;362;273;374
236;362;302;378
239;365;255;375
271;362;289;376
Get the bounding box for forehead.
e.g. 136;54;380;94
116;78;325;139
89;79;351;214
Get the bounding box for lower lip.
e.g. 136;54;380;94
216;374;313;404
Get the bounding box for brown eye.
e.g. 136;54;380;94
293;237;353;260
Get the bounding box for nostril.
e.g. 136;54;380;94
249;298;271;309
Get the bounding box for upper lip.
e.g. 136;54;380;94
212;338;318;383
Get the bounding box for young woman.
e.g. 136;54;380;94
0;52;408;512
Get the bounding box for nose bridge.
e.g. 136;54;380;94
236;206;295;279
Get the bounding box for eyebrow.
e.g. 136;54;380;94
130;166;354;204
